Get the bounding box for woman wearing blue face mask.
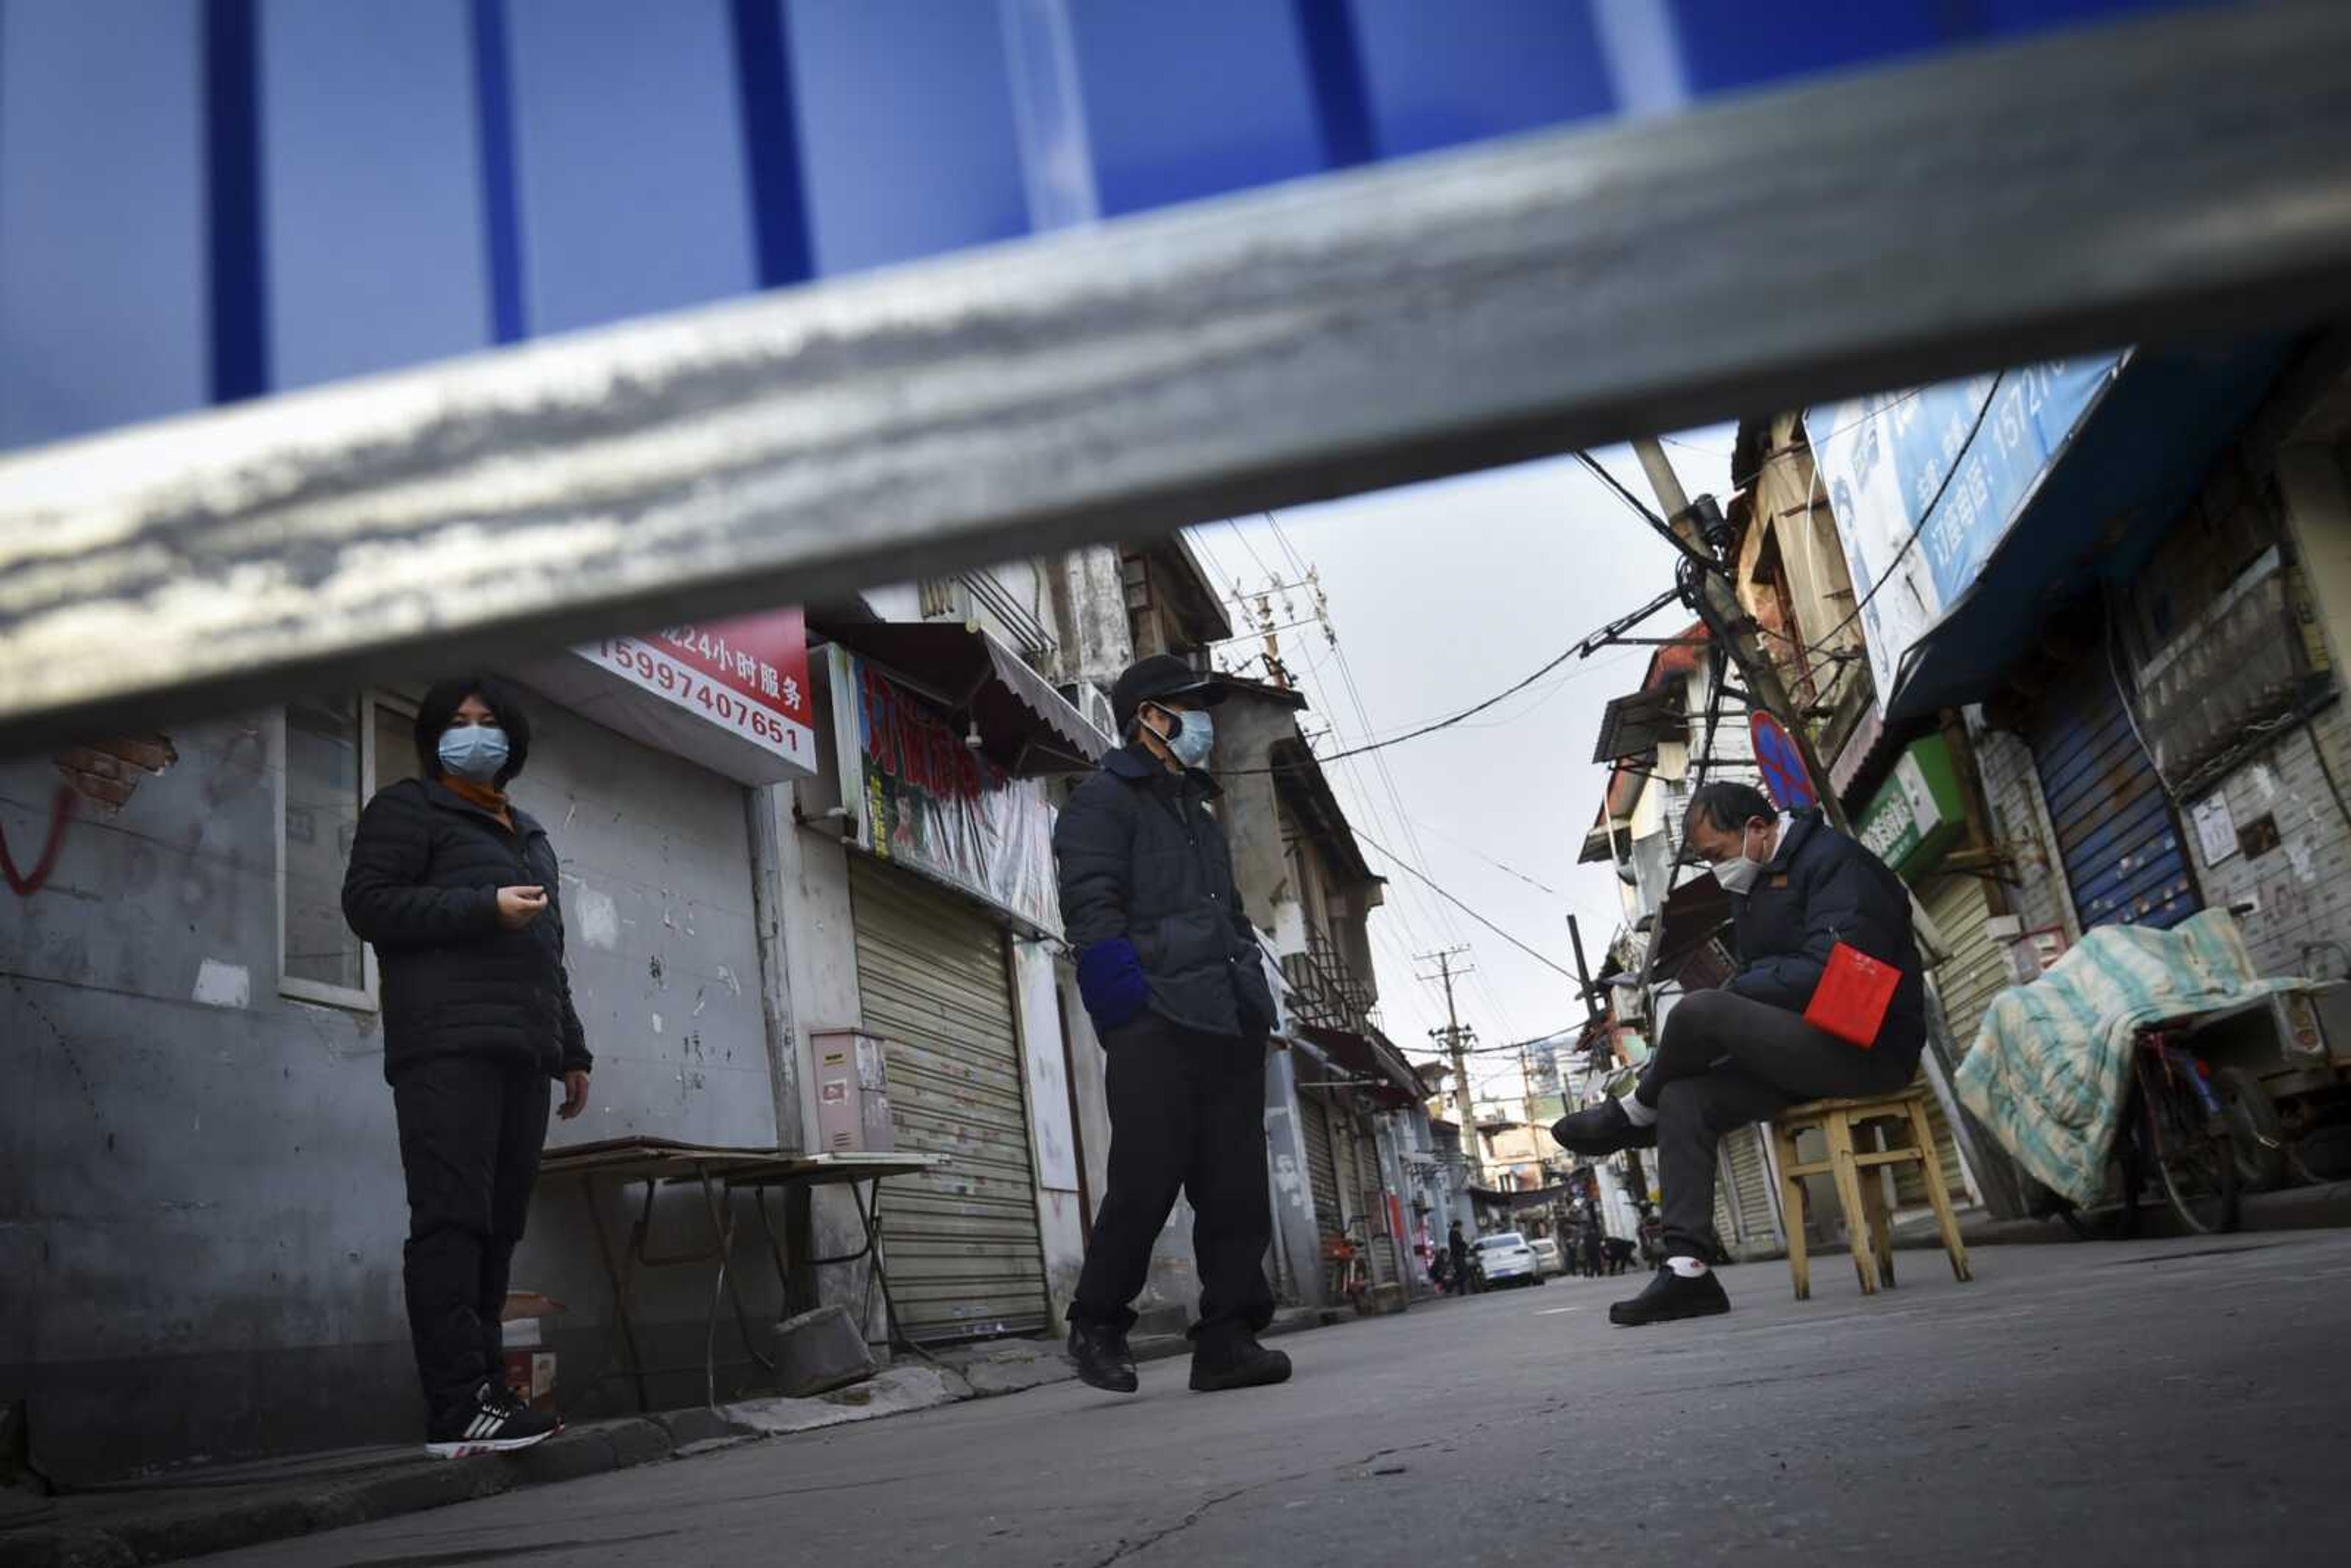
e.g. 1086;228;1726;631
342;675;590;1457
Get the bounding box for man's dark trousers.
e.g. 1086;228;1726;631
1641;989;1919;1261
1069;1014;1276;1335
392;1055;552;1419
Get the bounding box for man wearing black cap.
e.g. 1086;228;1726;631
1053;654;1291;1395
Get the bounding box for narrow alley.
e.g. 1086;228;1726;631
214;1231;2348;1568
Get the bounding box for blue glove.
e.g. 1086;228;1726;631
1076;939;1150;1032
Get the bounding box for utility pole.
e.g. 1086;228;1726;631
1629;438;1853;835
1627;438;1946;958
1417;946;1484;1189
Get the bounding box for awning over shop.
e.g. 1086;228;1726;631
1297;1023;1422;1109
1881;340;2295;721
811;621;1108;775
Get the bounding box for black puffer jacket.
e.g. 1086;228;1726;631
1725;809;1925;1061
1055;747;1277;1040
342;778;590;1085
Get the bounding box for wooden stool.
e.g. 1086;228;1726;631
1768;1089;1972;1300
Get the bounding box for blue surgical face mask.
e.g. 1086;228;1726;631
438;724;510;784
1163;707;1215;770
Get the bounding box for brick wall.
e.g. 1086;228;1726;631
52;735;178;809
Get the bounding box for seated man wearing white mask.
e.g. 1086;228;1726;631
1552;782;1925;1326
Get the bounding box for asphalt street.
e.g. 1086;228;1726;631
214;1231;2351;1567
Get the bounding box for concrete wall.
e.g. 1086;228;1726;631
2177;703;2351;980
763;784;885;1327
1215;694;1299;940
1012;938;1086;1321
2;702;803;1482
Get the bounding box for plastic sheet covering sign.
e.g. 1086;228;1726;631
1810;356;2124;700
830;647;1059;935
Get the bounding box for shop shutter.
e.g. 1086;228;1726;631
1709;1146;1741;1258
1299;1090;1343;1255
1924;874;2012;1054
1724;1125;1780;1254
1888;873;2007;1208
849;858;1046;1341
1349;1117;1400;1289
2030;653;2202;932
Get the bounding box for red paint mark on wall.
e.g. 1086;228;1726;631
6;734;177;896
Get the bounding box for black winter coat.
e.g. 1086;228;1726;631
1723;810;1926;1061
1054;746;1277;1040
342;778;591;1086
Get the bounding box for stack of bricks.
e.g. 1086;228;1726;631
53;735;178;810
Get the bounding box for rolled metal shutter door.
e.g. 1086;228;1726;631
849;858;1048;1341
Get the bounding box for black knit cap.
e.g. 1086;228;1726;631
1111;654;1228;735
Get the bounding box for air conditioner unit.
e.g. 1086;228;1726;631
1063;682;1119;748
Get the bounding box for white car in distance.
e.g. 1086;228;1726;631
1476;1230;1544;1289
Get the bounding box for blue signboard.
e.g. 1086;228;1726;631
0;0;2216;454
1809;354;2123;701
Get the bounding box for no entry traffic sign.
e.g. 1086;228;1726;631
1750;711;1818;811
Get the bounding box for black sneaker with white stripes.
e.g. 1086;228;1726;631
425;1379;560;1458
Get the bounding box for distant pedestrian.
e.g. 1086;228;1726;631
342;677;588;1457
1054;656;1291;1395
1553;783;1924;1326
1447;1221;1471;1291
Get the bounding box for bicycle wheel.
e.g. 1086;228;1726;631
2141;1057;2243;1235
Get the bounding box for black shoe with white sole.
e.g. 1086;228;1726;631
426;1379;560;1458
1608;1264;1731;1327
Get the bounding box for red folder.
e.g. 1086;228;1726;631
1804;941;1900;1049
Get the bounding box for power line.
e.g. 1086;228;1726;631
1191;523;1464;996
1275;570;1511;1030
1796;372;2005;659
1209;631;1590;778
1349;824;1579;983
1262;509;1523;1038
1404;814;1572;900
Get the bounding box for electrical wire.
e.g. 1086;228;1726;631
1403;815;1572;900
1195;520;1465;1013
1348;823;1580;983
1259;509;1523;1037
1769;373;2008;664
2102;584;2178;808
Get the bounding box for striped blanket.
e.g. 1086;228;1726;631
1954;912;2298;1206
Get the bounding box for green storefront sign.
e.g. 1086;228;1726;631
1856;734;1967;880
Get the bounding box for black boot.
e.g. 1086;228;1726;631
1551;1098;1659;1157
1189;1326;1292;1392
1608;1263;1731;1327
1067;1321;1139;1394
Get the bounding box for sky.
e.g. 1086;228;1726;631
1186;431;1737;1103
